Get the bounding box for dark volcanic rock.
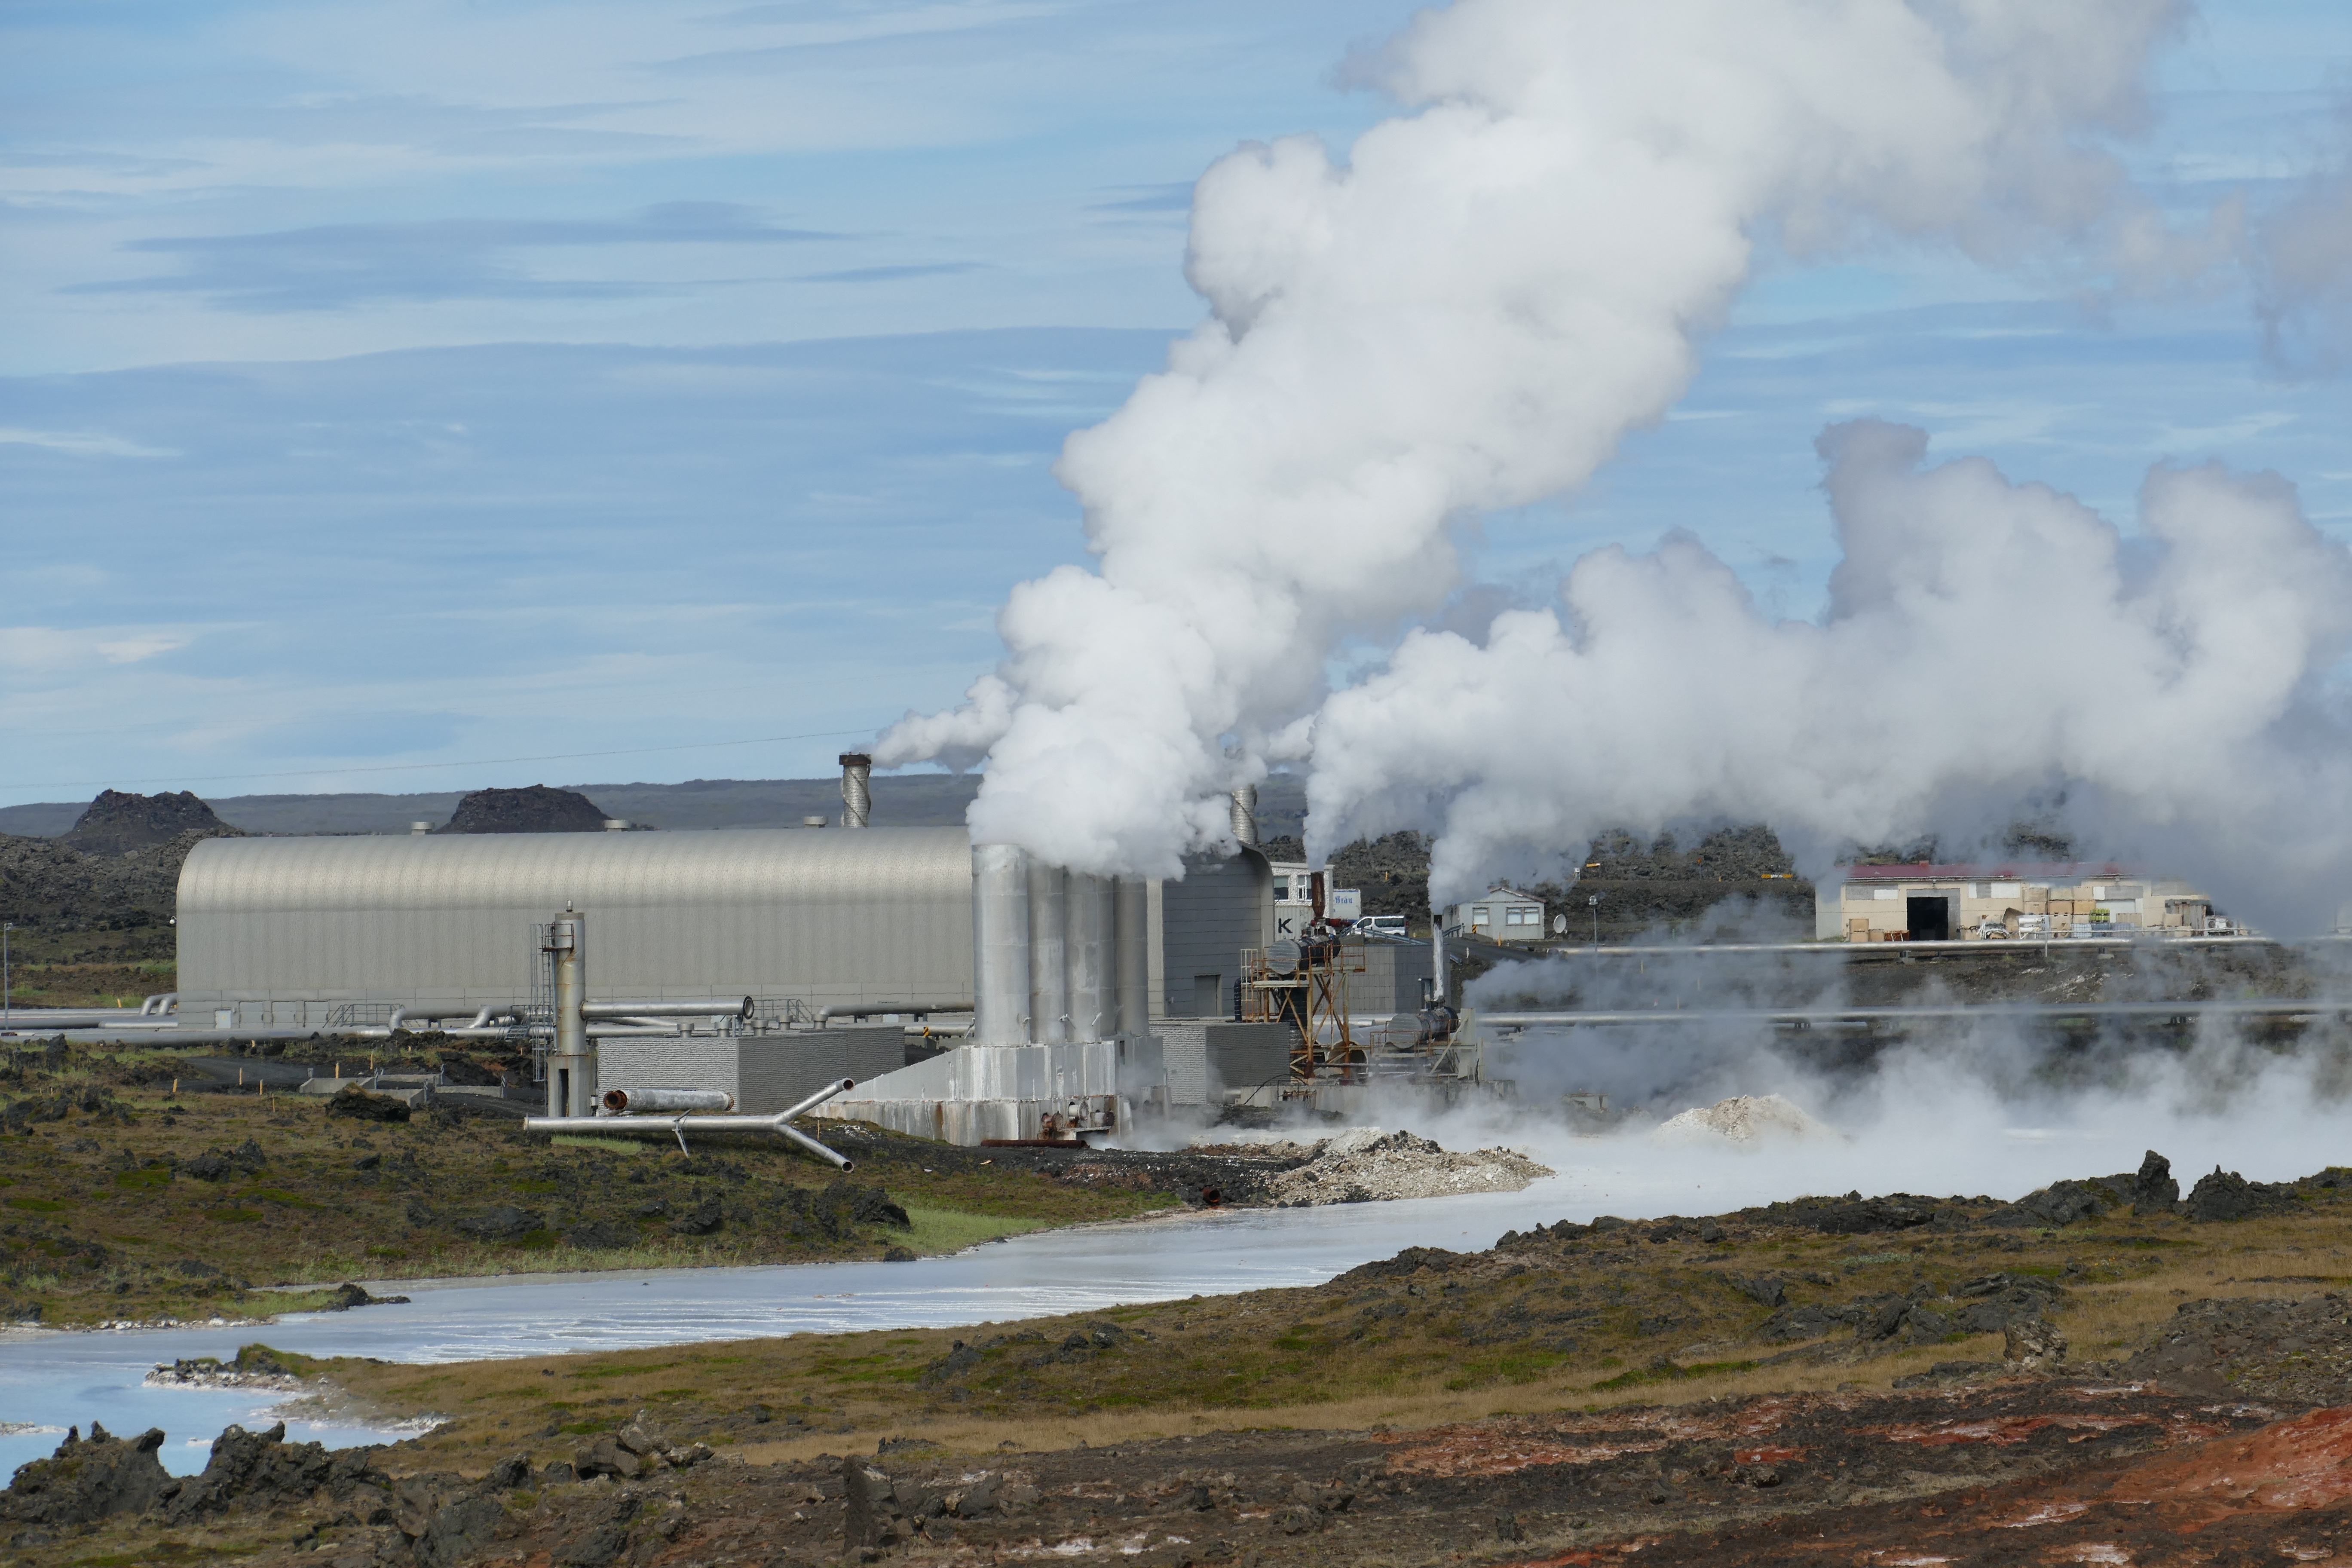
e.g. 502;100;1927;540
2131;1149;2180;1215
159;1421;336;1522
437;785;609;834
2183;1166;2301;1222
1780;1193;1942;1234
325;1087;412;1123
564;1219;632;1250
60;789;230;856
1985;1177;2125;1229
852;1188;913;1228
456;1205;541;1240
1953;1272;2062;1334
0;1421;169;1527
321;1281;410;1310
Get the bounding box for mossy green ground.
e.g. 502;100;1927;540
0;1042;1177;1327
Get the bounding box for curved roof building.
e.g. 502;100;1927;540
174;827;1270;1035
176;827;973;1025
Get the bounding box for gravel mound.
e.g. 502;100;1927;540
1258;1129;1551;1205
1653;1093;1834;1147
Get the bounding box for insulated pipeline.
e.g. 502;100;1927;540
526;1078;856;1167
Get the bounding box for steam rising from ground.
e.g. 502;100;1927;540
879;0;2331;904
1393;934;2352;1217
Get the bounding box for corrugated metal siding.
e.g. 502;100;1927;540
176;828;974;1013
1158;851;1271;1018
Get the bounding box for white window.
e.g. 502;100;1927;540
1470;905;1492;929
1991;882;2022;897
1872;889;1898;901
1506;907;1537;926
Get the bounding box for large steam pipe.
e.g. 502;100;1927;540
971;844;1032;1046
1477;1000;2352;1030
1066;872;1113;1042
1114;876;1148;1037
527;1078;856;1167
1027;859;1070;1045
603;1087;734;1114
140;993;178;1017
839;753;872;828
815;1001;974;1024
1430;905;1448;1008
580;998;753;1020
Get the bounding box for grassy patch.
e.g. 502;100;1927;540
548;1136;646;1156
897;1205;1050;1256
0;1042;1181;1326
303;1191;2352;1482
1591;1357;1758;1392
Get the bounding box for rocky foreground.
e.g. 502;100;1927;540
10;1148;2352;1565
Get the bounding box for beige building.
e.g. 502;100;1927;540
1444;886;1549;944
1815;863;2220;943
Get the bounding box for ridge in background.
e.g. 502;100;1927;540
0;775;1311;840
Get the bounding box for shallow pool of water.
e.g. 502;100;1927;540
0;1121;2195;1478
4;1164;1699;1476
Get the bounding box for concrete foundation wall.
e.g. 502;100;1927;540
809;1037;1176;1145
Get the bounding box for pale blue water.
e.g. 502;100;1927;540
0;1174;1639;1476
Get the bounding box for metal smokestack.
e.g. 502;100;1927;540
543;910;592;1117
971;845;1032;1046
1066;873;1113;1042
839;753;872;829
1230;784;1259;849
1028;861;1070;1044
1114;876;1148;1037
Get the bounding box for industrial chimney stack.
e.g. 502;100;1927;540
1229;784;1259;849
839;753;872;829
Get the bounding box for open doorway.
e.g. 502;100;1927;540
1905;896;1951;942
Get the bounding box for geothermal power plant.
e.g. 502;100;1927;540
155;759;1458;1146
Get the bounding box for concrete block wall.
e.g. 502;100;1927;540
1156;1021;1293;1106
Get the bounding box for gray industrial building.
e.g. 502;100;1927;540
175;825;1274;1032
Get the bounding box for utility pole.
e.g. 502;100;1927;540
3;922;12;1024
1588;894;1601;945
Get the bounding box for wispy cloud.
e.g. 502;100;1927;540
1087;182;1191;214
95;634;195;665
67;202;841;311
798;262;986;284
0;427;178;458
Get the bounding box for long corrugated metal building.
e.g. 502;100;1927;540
175;827;1272;1031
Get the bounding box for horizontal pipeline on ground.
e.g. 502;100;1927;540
1478;999;2352;1030
1534;935;2304;959
525;1078;854;1167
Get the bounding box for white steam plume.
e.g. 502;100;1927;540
878;1;2290;900
1312;422;2352;933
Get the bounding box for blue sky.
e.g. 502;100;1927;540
3;1;2350;808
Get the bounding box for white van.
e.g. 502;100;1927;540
1352;914;1409;938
